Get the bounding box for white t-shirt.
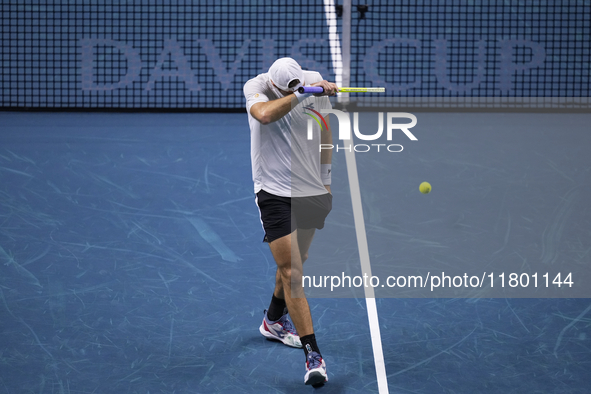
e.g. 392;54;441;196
244;71;331;197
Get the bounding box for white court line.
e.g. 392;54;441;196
323;0;343;88
344;147;390;394
323;2;389;393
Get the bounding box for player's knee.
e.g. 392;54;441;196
279;266;304;286
286;272;303;288
279;266;292;281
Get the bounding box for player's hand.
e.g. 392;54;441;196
311;80;339;96
324;185;331;194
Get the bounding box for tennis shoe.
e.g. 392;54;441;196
259;309;302;348
304;349;328;386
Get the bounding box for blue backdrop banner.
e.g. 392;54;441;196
1;1;589;109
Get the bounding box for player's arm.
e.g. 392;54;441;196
249;95;295;125
249;80;339;125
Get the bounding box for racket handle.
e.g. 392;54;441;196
298;86;324;94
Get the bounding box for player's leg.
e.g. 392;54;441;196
271;227;315;302
257;191;302;348
262;228;315;349
296;227;316;265
288;194;332;386
268;231;314;337
269;229;320;342
256;190;329;385
270;230;327;386
259;266;302;347
293;226;328;385
268;228;322;337
267;268;288;324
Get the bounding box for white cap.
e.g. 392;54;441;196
268;57;304;92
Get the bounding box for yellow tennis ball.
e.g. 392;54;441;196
419;182;431;194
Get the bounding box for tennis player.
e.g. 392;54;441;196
243;57;337;386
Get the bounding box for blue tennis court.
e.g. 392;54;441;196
2;1;590;393
1;111;590;393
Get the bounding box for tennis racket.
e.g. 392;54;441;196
298;86;385;93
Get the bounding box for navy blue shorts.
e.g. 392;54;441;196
256;189;332;243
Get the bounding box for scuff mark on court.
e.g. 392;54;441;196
187;216;242;263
